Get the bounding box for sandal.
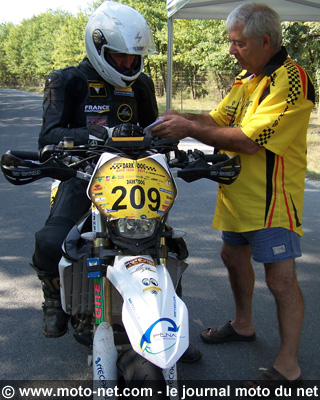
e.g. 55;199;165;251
243;367;302;396
200;321;256;344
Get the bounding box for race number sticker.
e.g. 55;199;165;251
89;156;177;220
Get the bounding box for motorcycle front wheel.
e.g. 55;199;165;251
117;349;170;400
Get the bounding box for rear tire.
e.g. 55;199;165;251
117;349;169;399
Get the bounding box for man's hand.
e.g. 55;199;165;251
112;123;144;137
150;115;190;140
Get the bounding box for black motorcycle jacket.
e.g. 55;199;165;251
38;58;158;149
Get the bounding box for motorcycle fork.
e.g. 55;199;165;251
160;236;167;266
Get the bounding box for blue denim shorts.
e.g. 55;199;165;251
221;227;301;263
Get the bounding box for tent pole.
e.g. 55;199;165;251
166;16;173;110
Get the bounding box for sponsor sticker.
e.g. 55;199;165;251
117;104;133;122
88;81;107;97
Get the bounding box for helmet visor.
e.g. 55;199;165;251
103;49;142;77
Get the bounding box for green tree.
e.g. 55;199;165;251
3;11;73;85
52;13;88;70
283;22;320;111
0;23;16;85
4;23;25;84
172;19;238;100
34;11;74;80
0;0;318;113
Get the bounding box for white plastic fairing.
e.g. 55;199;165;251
107;255;189;369
93;322;118;399
58;255;72;313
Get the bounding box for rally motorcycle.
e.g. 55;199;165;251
1;134;240;399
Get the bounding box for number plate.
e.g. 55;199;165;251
89;156;177;220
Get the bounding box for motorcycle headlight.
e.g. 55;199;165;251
115;218;157;239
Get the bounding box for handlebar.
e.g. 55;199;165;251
203;154;230;163
1;150;77;185
171;153;241;184
9;150;40;161
1;137;241;186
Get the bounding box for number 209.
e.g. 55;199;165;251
112;185;161;211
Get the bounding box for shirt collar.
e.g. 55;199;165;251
240;46;288;80
261;46;288;76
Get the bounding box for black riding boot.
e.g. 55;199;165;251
41;276;70;338
31;264;69;338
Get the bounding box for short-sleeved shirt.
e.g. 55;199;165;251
210;47;315;236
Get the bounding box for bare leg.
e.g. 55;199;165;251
264;259;303;380
220;242;255;336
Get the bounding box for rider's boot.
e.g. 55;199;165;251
30;263;69;338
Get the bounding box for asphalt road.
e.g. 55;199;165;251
0;89;319;397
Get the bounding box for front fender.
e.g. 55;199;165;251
107;255;189;369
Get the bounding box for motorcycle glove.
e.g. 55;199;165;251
88;125;112;144
112;123;144;138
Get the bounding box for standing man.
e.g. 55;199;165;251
151;3;315;391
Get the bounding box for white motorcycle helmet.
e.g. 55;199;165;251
85;1;156;87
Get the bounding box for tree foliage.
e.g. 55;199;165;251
52;13;88;70
0;0;319;107
283;21;320;105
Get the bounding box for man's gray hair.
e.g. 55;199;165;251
226;3;282;49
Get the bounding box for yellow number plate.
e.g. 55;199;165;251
89;156;177;220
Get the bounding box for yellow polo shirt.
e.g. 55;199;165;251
210;48;315;235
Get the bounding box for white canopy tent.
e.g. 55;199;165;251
166;0;320;108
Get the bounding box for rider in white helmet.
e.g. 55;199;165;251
85;1;156;88
33;0;158;337
32;0;201;364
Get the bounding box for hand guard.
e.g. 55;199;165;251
112;123;144;138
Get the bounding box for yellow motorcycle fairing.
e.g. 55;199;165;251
88;154;177;221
